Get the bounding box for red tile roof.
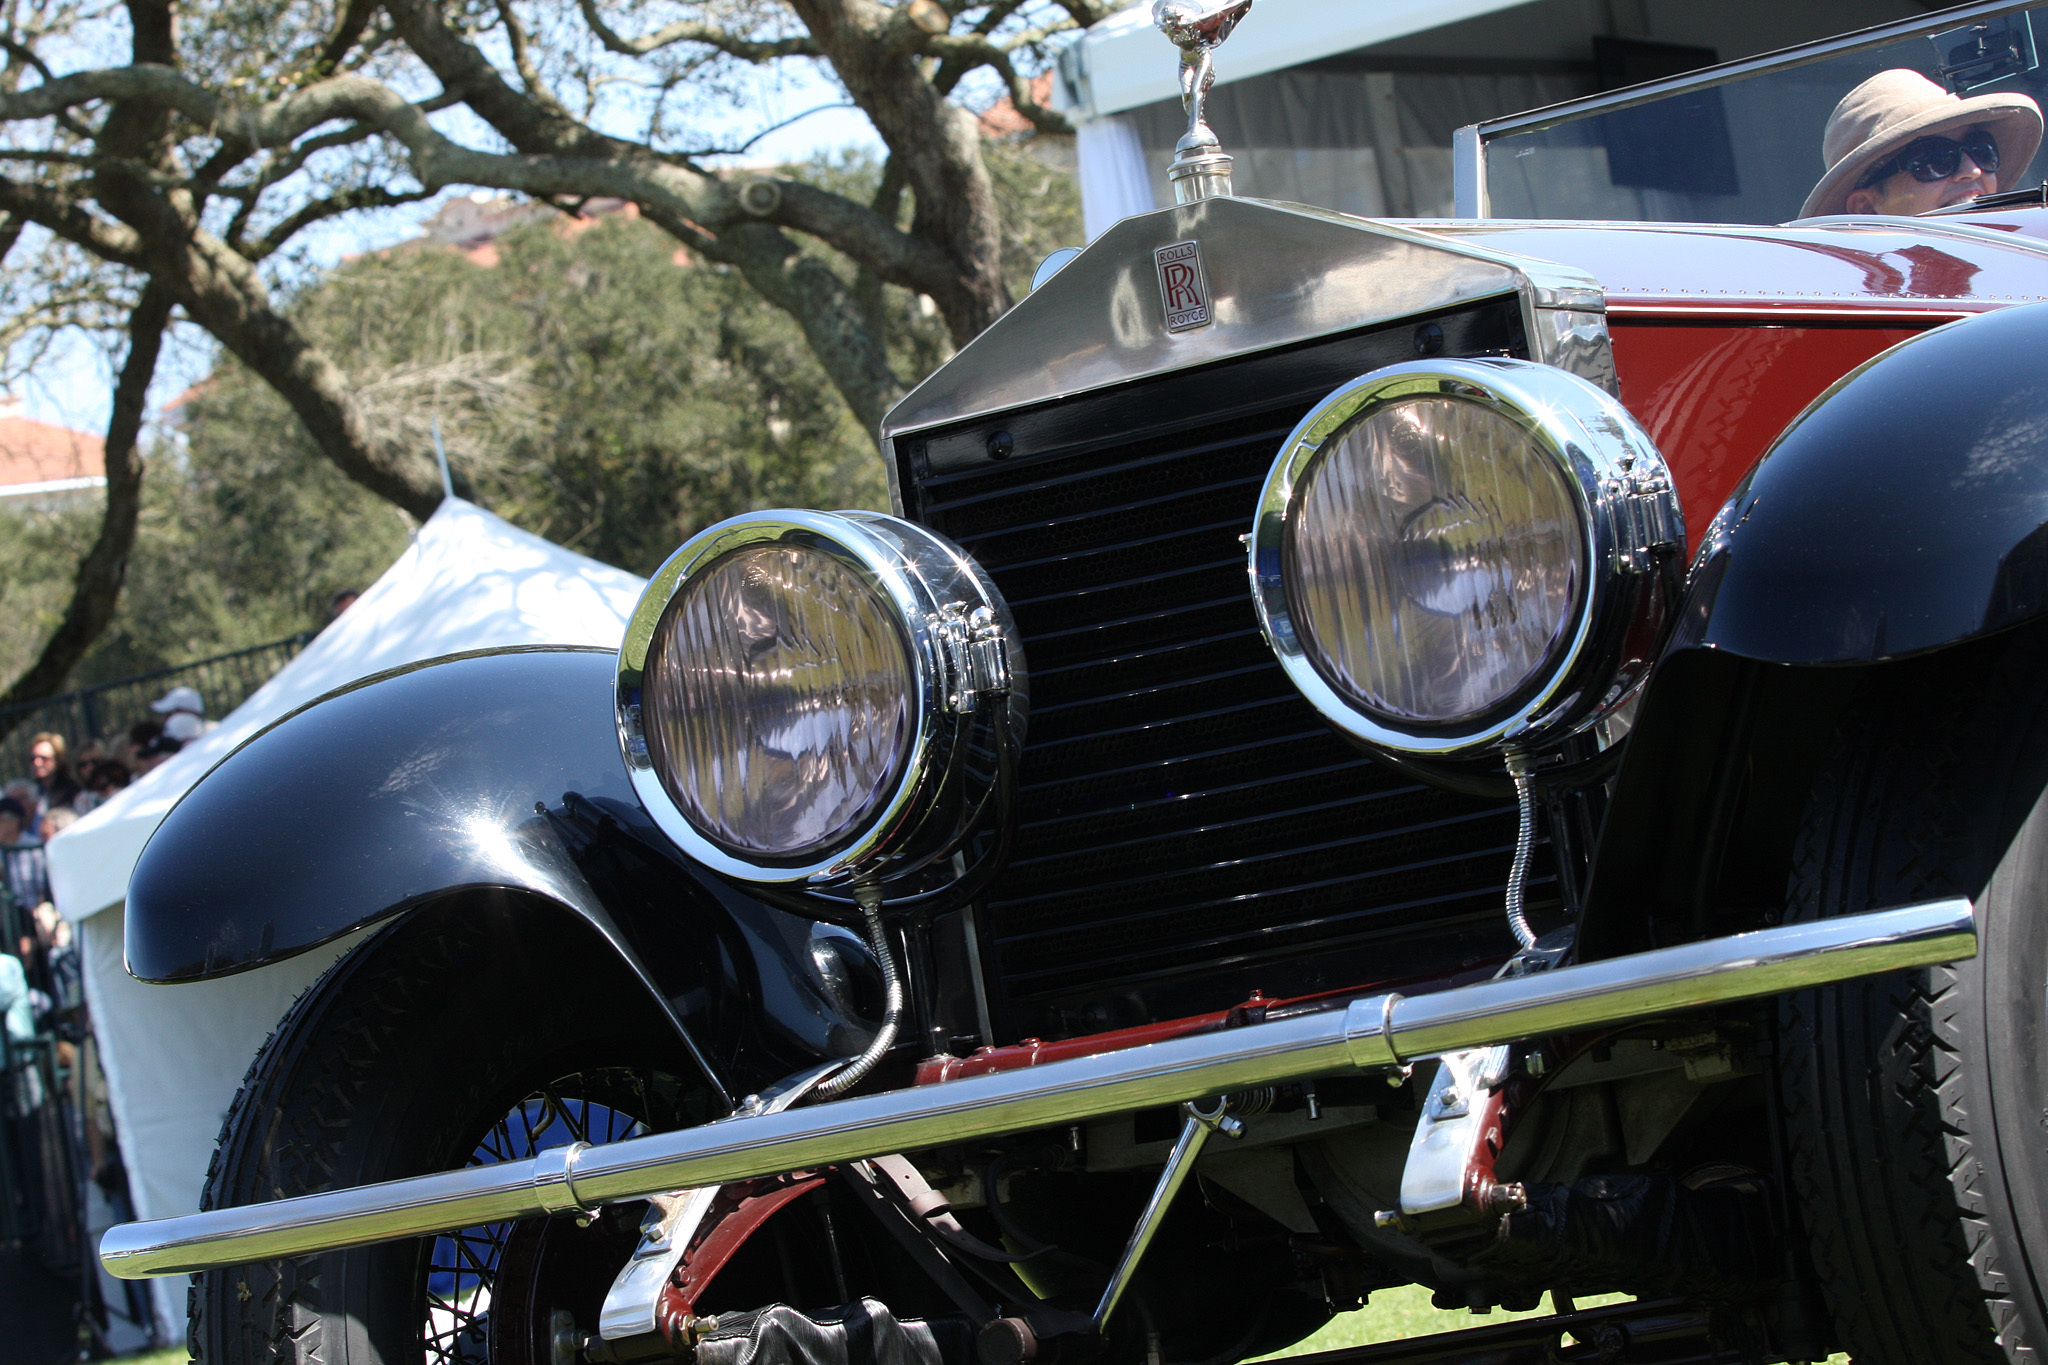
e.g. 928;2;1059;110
979;73;1057;137
0;400;103;489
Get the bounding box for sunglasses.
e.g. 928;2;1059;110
1858;127;2001;188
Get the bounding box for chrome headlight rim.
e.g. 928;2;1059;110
1250;357;1680;758
618;508;1017;885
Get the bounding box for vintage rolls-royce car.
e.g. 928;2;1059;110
96;3;2048;1364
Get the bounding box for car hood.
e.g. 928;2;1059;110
1424;213;2048;321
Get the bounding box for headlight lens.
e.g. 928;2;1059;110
1286;395;1582;726
643;543;913;859
1251;358;1683;758
619;509;1024;888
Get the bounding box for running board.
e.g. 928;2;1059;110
100;899;1974;1279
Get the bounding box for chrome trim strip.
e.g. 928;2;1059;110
101;898;1973;1279
1602;304;1980;321
1788;215;2048;261
1452;124;1486;220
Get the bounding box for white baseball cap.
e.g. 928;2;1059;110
150;685;205;715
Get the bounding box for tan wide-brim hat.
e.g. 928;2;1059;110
1800;68;2042;219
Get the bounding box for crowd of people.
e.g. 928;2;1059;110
0;686;216;1023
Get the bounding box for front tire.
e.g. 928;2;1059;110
190;900;711;1365
1779;634;2048;1365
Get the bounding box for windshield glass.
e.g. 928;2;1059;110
1481;3;2048;223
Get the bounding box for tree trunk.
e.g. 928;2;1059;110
660;213;907;434
0;285;174;738
158;225;456;520
786;0;1012;346
93;0;452;523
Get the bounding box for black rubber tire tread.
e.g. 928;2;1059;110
189;901;692;1365
189;912;432;1365
1779;634;2048;1365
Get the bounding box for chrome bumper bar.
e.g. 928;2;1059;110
101;898;1974;1279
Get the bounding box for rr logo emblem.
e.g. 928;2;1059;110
1154;240;1213;332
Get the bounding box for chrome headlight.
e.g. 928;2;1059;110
618;510;1025;885
1250;358;1683;758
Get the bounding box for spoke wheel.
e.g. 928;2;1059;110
434;1075;668;1365
190;905;710;1365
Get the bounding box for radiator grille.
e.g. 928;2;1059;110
903;311;1554;1039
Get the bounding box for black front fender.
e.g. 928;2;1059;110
130;646;639;980
1679;300;2048;665
127;646;880;1092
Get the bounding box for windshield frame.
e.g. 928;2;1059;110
1453;0;2043;217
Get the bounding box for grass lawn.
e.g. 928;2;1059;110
111;1288;1850;1363
1258;1286;1850;1362
1257;1284;1608;1358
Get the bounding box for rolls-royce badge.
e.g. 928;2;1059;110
1154;240;1213;332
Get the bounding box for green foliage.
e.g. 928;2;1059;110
1255;1286;1615;1358
790;138;1086;376
198;202;893;579
0;502;95;685
986;138;1086;300
108;1290;1849;1365
0;429;412;687
108;412;414;679
109;1349;188;1365
1252;1285;1847;1361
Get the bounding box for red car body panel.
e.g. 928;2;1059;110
1610;321;1924;550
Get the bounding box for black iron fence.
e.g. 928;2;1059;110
0;1034;79;1265
0;841;77;1260
0;631;313;777
0;842;154;1354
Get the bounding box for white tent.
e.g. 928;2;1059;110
46;498;646;1335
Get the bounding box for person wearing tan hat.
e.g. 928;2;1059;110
1802;68;2042;219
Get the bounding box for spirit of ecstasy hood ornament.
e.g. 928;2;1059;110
1153;0;1253;203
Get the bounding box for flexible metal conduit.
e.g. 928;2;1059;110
814;889;903;1100
101;899;1975;1279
